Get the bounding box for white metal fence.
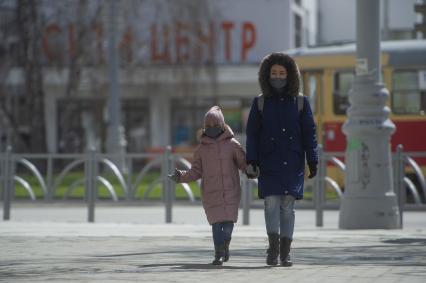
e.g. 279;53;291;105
1;144;425;226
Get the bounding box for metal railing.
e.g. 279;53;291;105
314;144;426;228
1;145;425;225
0;146;186;222
313;145;346;227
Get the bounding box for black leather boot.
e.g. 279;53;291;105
212;244;225;265
224;239;231;262
266;233;280;266
280;237;293;267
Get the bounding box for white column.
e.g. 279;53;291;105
44;92;57;153
106;0;126;155
339;0;399;229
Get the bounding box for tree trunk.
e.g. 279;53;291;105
60;0;89;152
17;0;46;153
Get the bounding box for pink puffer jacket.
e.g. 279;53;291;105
177;107;247;225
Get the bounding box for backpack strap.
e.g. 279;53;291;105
297;93;304;112
257;93;264;114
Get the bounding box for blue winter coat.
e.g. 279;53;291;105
246;93;318;199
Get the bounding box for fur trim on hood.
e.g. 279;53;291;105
258;52;301;98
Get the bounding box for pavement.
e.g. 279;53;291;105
0;202;425;282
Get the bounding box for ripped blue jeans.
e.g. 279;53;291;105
264;195;296;239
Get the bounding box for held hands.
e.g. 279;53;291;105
308;162;318;179
168;169;181;183
246;161;260;179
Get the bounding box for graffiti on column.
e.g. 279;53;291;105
361;142;370;189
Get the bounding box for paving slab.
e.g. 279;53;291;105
0;204;425;282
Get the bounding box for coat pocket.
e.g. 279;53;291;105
260;137;276;156
259;138;280;173
290;142;303;153
288;146;304;173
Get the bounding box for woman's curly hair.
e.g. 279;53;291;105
258;52;301;97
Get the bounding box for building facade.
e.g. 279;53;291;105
317;0;419;45
1;0;316;153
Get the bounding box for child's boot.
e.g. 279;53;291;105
266;233;279;265
224;239;231;262
212;244;225;265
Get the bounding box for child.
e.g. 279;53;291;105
168;106;247;266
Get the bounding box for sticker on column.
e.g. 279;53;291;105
360;142;370;189
346;138;362;183
356;58;368;76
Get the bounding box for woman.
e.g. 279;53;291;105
245;52;318;266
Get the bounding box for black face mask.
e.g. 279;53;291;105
269;78;287;90
204;126;223;139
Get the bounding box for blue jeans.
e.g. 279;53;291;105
264;195;296;239
212;221;234;246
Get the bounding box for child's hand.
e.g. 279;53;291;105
168;169;181;182
246;162;260;179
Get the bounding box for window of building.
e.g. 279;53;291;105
171;97;252;146
294;14;302;48
56;98;151;153
57;98;105;153
392;70;426;115
333;71;353;115
122;99;150;153
171;97;213;146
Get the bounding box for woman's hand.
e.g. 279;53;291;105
308;163;317;179
246;161;260;179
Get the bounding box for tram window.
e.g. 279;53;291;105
308;75;317;114
333;71;353;115
392;70;426;115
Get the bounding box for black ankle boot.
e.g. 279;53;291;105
224;239;231;262
266;233;279;266
212;244;225;265
280;237;293;267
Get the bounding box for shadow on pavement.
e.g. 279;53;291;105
138;263;275;270
93;249;263;258
94;241;426;269
381;238;426;244
295;243;426;267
